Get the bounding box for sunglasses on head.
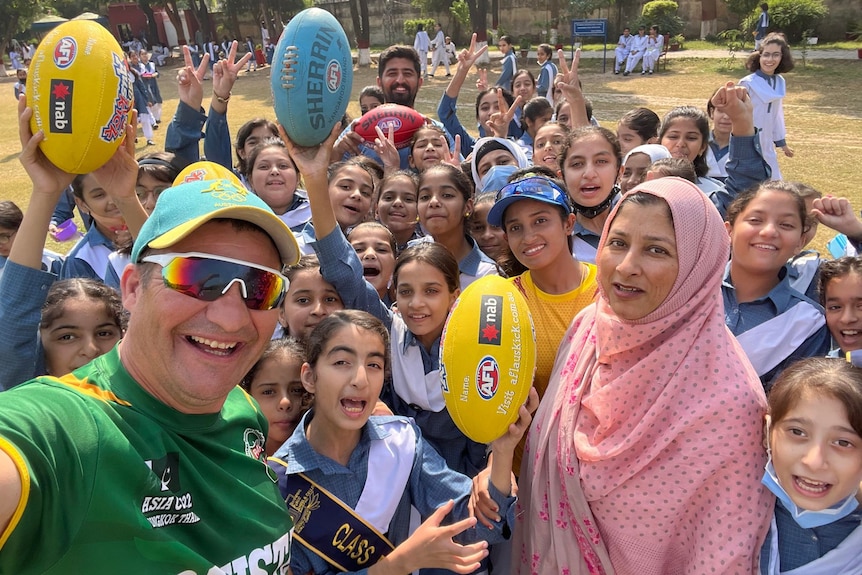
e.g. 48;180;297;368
497;176;570;207
141;252;287;311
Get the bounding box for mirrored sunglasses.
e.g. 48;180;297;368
141;252;287;311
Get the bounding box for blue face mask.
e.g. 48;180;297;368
479;164;519;194
762;459;859;529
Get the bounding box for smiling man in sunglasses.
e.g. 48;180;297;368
0;161;301;571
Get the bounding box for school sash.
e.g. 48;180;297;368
788;254;819;295
278;202;312;231
572;235;598;265
268;420;416;572
74;240;113;282
734;301;824;376
390;317;445;412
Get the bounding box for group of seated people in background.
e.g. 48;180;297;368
1;32;861;575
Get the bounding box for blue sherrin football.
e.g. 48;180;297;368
271;8;353;147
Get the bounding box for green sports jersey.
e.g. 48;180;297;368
0;347;292;574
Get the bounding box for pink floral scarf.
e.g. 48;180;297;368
513;178;773;575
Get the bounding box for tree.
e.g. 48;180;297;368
187;0;214;41
52;0;93;19
137;0;164;47
0;0;45;77
636;0;684;37
149;0;188;44
348;0;372;65
740;0;827;41
722;0;760;25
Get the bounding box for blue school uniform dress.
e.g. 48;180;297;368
759;500;862;574
787;250;822;302
706;131;730;181
271;413;514;575
60;225;115;283
0;262;54;390
536;60;557;103
722;263;831;390
409;235;497;291
515;132;533;162
436;93;522;159
699;133;771;218
569;192;621;265
313;229;488;476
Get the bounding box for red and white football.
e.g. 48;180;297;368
353;104;428;150
27;20;133;174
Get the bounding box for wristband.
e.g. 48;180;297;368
215;92;231;104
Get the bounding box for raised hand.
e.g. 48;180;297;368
712;82;754;136
491;386;539;455
381;500;489;574
280;123;339;182
177;45;210;110
92;110;139;201
441;134;462;167
554;49;589;127
212;40;252;112
484;91;522;138
373;124;401;173
17;94;75;196
457;33;488;70
811;196;862;239
476;68;488;91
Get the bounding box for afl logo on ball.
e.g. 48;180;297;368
325;60;342;93
476;356;499;400
53;37;78;69
378;117;402;132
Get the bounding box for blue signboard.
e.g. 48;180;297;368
572;19;606;37
570;18;609;73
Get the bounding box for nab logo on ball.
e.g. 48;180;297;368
326;60;341;93
476;356;500;400
49;80;73;134
53;37;77;69
478;295;502;345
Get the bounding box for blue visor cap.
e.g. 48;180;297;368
487;176;572;227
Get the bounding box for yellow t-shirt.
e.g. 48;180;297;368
510;265;598;476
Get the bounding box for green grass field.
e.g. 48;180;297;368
1;56;860;254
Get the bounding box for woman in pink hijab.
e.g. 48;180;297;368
513;177;773;575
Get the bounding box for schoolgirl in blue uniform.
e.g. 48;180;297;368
286;128;488;477
659;97;770;218
722;181;831;390
559;126;622;264
269;310;536;575
437;34;522;159
759;357;862;575
60;174;127;286
819;257;862;358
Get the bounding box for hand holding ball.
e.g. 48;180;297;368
271;8;353;147
440;275;537;444
26;20;133;174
